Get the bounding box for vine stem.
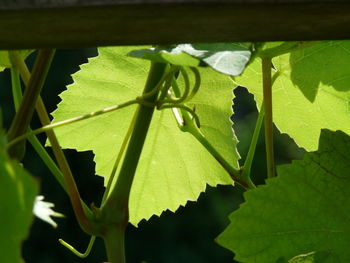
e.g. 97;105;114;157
101;62;167;263
262;57;275;178
10;67;66;190
9;50;95;235
169;72;255;189
7;49;55;160
190;127;254;189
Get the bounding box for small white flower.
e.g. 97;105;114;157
33;195;64;228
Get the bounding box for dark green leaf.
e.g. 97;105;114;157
217;130;350;263
0;132;39;263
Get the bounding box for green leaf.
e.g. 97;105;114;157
0;132;39;263
129;43;251;76
234;40;350;151
51;46;239;225
0;50;33;71
217;129;350;263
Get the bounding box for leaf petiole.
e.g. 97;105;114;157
262;56;275;178
241;103;264;187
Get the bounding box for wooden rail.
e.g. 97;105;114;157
1;0;350;49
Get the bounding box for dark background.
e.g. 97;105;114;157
0;49;304;263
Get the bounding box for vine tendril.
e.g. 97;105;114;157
184;67;201;102
161;67;190;105
59;236;96;258
157;69;176;103
142;65;179;99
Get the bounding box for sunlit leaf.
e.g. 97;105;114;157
234;40;350;150
51;46;239;225
217;129;350;263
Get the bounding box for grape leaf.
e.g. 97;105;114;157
234;41;350;151
51;46;239;225
129;43;251;76
217;129;350;263
0;133;39;263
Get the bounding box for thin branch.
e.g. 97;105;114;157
7;49;55;160
10;66;67;191
262;57;275;178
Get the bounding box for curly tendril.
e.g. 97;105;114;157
185;67;201;102
161;67;190;105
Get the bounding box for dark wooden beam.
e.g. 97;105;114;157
1;0;350;49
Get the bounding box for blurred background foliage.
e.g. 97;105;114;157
0;49;304;263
